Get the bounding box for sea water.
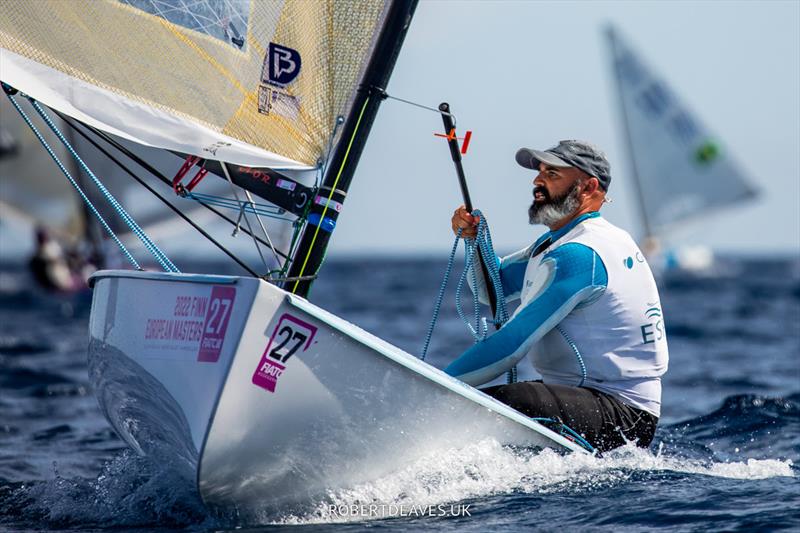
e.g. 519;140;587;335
0;256;798;531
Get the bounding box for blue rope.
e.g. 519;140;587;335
531;417;596;453
5;92;142;270
420;229;461;361
508;364;518;384
454;232;488;341
455;211;510;338
421;211;516;382
27;98;179;273
555;325;587;387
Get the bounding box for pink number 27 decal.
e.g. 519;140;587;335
252;314;317;393
197;286;236;362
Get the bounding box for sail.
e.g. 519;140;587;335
607;27;758;232
0;1;389;169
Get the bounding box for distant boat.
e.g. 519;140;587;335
606;26;758;276
0;95;102;293
0;96;290;289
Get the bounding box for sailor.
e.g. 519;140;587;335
447;140;668;452
28;225;80;292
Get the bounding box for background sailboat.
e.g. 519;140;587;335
0;96;94;252
606;26;759;275
1;94;280;294
0;95;106;295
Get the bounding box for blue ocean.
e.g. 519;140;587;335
1;256;798;531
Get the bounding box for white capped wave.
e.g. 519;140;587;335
276;438;795;525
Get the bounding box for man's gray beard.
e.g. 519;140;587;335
528;184;581;227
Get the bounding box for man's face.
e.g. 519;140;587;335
528;163;585;226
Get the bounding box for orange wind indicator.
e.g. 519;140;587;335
434;128;472;155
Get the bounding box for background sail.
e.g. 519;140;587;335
1;94;276;266
607;27;758;232
0;0;389;169
0;95;86;242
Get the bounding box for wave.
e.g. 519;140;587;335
670;393;799;432
0;335;53;356
658;393;800;461
277;438;794;525
4;438;791;530
0;450;211;530
1;393;797;529
0;367;73;391
278;392;799;525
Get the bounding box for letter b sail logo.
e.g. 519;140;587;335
263;43;301;86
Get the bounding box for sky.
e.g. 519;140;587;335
328;0;800;257
1;0;798;263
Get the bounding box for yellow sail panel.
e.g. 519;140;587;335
0;0;387;167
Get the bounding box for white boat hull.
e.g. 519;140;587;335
88;270;585;515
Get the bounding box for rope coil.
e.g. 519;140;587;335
421;210;516;382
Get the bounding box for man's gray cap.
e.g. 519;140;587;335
515;140;612;191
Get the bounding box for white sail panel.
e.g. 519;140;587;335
607;27;757;231
0;0;388;168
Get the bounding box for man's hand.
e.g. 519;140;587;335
451;205;480;239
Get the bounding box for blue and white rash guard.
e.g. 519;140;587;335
445;212;669;417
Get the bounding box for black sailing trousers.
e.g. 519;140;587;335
480;381;658;453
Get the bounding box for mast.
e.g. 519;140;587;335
606;26;654;243
286;0;419;297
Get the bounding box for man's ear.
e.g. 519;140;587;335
583;176;600;196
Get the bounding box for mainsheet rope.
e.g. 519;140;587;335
306;91;592;441
380;92;519;381
420;211;517;383
417;212;595;454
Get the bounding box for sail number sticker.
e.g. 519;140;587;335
197;286;236;362
252;313;317;393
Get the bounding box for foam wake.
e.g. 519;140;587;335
276;438;794;525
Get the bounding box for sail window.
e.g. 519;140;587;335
118;0;250;50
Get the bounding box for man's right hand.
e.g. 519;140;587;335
451;205;479;238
